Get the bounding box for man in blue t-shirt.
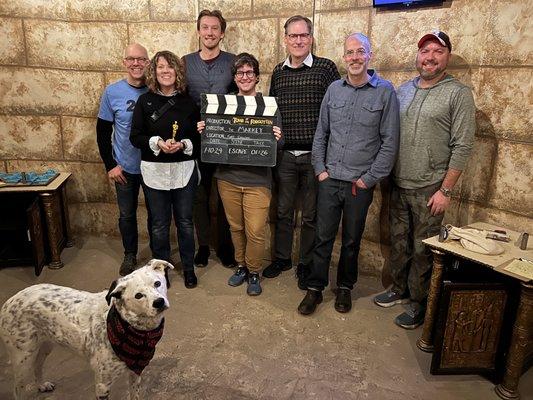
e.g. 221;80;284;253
96;43;150;276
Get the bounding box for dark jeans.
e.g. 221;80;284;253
193;161;234;257
307;178;374;291
274;151;317;265
143;168;198;271
115;171;147;256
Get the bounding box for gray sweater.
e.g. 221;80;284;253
393;74;475;189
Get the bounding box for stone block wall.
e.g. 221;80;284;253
1;0;531;276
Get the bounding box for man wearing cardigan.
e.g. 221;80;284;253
264;15;340;289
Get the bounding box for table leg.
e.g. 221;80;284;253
417;249;445;353
40;192;64;269
61;184;74;247
494;281;533;400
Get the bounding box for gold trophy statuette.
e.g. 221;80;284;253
171;121;179;143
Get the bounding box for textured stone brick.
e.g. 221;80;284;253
62;117;100;162
198;0;252;19
444;201;533;235
371;0;492;70
0;18;25;65
25;21;127;70
316;0;368;10
129;22;198;60
70;202;149;238
359;239;387;277
150;0;196;21
314;10;370;68
104;72;127;87
67;0;149;21
453;136;496;204
0;116;61;160
225;18;279;73
487;0;532;65
0;1;67;19
254;0;313;17
6;160;111;203
0;67;103;116
487;141;533;217
472;68;532;142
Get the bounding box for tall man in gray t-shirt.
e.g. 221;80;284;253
298;33;399;316
183;9;237;268
373;31;475;329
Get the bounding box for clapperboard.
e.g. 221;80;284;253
200;94;278;167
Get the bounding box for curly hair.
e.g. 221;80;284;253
231;52;260;77
145;51;186;94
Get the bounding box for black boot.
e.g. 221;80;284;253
183;270;197;289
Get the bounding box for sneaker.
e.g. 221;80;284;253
194;245;210;267
247;272;262;296
119;253;137;276
262;258;292;278
394;303;426;330
374;289;409;308
228;265;249;287
295;263;310;290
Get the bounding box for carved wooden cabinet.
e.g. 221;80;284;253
0;173;72;275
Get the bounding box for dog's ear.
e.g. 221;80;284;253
105;280;124;305
148;259;174;273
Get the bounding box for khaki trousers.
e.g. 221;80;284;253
217;179;271;272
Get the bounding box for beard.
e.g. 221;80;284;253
416;60;446;81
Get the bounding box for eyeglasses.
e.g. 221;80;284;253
344;48;367;58
124;57;148;64
286;33;311;42
235;71;256;79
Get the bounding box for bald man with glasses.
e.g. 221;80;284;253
97;43;150;276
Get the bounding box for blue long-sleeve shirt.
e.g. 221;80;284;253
312;70;400;188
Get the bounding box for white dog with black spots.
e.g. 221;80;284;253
0;259;173;400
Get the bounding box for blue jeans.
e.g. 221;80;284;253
143;168;197;271
115;172;146;256
307;178;374;291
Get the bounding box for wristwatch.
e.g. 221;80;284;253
439;186;452;197
180;140;187;151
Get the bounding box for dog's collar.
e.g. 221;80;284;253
106;305;164;375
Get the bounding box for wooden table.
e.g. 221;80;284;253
0;172;73;274
418;222;532;399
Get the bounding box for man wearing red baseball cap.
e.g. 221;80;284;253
374;30;475;329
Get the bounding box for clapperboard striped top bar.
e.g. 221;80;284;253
201;94;278;117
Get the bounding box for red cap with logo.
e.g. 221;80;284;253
418;30;452;52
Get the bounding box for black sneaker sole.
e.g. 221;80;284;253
394;319;424;330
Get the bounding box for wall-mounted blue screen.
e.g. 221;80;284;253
373;0;443;6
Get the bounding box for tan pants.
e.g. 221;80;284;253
217;179;271;272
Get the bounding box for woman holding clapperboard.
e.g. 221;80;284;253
197;53;283;296
130;50;200;289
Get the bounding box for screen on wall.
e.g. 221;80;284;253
373;0;443;7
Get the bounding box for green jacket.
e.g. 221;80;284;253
393;74;475;189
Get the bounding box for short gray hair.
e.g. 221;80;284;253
284;15;313;36
345;33;371;53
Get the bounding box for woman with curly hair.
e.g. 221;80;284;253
130;50;200;289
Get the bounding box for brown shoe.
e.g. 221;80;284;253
298;290;323;315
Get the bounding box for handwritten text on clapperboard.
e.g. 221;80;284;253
200;94;278;167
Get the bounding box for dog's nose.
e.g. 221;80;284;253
152;298;166;310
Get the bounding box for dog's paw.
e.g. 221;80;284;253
38;381;55;392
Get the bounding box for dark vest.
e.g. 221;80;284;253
183;51;236;107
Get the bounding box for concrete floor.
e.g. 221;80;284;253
0;236;531;400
